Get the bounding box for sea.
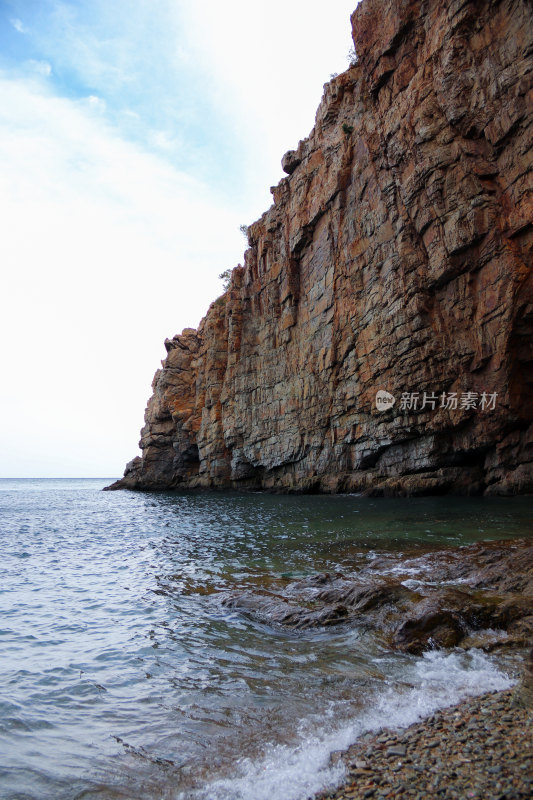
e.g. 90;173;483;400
1;479;531;800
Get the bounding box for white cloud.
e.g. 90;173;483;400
10;17;28;34
28;60;52;77
85;94;106;112
149;129;181;151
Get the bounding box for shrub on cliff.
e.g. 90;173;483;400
219;268;232;291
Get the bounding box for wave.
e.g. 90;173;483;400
190;649;514;800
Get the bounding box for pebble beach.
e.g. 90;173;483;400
316;688;533;800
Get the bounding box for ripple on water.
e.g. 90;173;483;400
0;481;531;800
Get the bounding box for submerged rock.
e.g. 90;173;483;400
218;539;533;654
221;591;351;630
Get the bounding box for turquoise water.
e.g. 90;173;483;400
0;480;531;800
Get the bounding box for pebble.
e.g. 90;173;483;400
386;746;406;757
312;689;533;800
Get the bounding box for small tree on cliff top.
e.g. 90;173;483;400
219;268;232;292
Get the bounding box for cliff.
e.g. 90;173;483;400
107;0;533;496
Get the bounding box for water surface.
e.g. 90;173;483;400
1;480;531;800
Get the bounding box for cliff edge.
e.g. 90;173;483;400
107;0;533;496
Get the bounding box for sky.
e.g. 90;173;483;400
0;0;357;478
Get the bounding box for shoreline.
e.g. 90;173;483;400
314;686;532;800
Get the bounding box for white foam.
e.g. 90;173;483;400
187;649;514;800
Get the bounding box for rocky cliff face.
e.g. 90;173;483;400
107;0;533;496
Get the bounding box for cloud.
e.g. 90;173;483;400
10;17;28;34
7;1;357;215
150;129;179;151
0;72;244;306
85;94;106;112
7;0;245;197
28;59;52;76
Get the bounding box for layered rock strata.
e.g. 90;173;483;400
108;0;533;495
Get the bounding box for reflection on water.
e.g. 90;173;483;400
0;481;531;800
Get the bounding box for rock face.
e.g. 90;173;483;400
107;0;533;495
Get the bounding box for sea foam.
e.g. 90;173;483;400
193;649;514;800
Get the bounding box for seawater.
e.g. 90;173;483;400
1;479;531;800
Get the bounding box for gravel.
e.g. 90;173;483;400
313;689;532;800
